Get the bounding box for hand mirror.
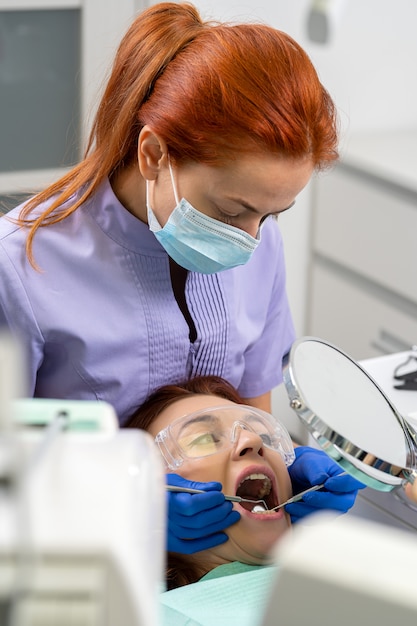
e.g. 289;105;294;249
283;337;417;492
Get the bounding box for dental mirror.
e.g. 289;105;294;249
283;337;417;492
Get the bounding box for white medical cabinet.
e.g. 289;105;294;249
308;129;417;360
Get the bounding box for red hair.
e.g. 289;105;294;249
140;23;338;165
124;375;243;431
17;2;338;265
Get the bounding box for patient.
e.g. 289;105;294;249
125;375;294;625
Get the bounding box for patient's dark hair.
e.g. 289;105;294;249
125;375;243;430
124;375;245;589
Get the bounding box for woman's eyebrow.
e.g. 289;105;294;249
227;197;296;214
177;414;219;434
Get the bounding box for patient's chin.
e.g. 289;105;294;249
214;518;290;566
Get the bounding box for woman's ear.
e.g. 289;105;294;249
138;125;168;180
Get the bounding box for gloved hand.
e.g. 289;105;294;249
166;473;240;554
287;446;366;523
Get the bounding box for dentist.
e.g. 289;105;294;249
0;3;363;552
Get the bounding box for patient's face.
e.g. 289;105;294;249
148;394;292;567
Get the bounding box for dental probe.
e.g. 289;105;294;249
268;482;326;511
268;471;349;511
166;484;268;508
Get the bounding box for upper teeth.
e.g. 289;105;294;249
240;473;270;483
239;473;272;498
244;473;268;480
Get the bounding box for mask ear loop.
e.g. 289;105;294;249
167;155;180;205
146;155;178;226
145;179;152;211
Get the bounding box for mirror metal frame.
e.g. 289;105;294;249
283;337;417;492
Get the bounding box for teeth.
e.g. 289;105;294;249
239;473;272;499
242;473;269;482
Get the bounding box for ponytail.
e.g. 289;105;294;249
17;3;207;265
89;2;206;169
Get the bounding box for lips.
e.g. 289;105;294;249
235;467;279;512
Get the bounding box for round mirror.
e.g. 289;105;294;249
283;337;417;491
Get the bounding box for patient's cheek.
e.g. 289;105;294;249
174;461;214;484
280;473;293;503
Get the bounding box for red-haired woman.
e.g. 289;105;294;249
0;3;359;551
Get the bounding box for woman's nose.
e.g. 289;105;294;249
241;218;262;239
231;423;264;458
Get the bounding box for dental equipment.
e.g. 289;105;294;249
1;397;166;626
166;484;268;509
251;481;330;513
263;512;417;626
283;337;417;492
261;481;327;511
168;474;346;512
263;471;349;512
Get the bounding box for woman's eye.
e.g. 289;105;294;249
218;212;232;224
214;207;237;224
189;433;218;447
180;430;224;458
260;433;274;447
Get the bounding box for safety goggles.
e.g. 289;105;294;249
154;405;295;470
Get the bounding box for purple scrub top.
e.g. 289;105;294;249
0;179;295;425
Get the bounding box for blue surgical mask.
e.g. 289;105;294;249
146;161;261;274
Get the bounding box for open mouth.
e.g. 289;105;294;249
236;472;279;513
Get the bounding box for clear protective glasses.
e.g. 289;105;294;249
154;404;295;470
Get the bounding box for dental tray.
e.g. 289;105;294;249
12;398;119;433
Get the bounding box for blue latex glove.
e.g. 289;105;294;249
166;473;241;554
287;446;366;523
